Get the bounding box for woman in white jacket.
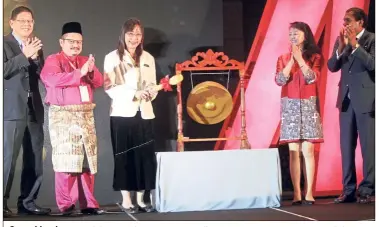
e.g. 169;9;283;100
103;18;157;214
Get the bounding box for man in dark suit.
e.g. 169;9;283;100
3;6;51;216
327;7;375;204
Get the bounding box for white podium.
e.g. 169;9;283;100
155;149;282;212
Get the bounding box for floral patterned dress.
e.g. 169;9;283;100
275;53;323;144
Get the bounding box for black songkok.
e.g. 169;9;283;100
62;22;82;35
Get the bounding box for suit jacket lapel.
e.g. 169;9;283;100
4;34;23;55
138;53;145;89
347;30;370;70
347;44;355;70
357;30;370;47
140;52;145;76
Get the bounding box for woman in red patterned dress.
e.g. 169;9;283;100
275;22;323;205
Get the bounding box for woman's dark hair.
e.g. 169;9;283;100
117;18;144;66
346;7;368;28
289;21;320;61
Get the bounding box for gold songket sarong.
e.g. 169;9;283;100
49;104;98;174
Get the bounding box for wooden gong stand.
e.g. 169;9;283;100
175;49;250;152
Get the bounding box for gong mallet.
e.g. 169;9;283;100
150;74;183;92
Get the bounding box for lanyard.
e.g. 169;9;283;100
62;54;83;86
68;61;77;70
63;53;78;70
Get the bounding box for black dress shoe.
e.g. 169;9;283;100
18;202;51;215
358;195;373;204
81;208;106;215
62;205;75;216
116;203;140;214
140;205;156;213
334;194;356;203
292;201;302;205
4;206;12;217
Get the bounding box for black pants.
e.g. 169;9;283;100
3;98;44;207
340;97;375;196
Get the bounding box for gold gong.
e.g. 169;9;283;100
187;81;233;125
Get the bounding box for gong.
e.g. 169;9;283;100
186;81;233;125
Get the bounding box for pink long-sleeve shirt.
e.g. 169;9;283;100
41;52;103;106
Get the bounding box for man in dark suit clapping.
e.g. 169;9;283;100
327;7;375;204
3;6;51;216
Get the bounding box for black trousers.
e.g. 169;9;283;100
3;98;44;207
339;97;375;196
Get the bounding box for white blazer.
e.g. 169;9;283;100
103;50;157;119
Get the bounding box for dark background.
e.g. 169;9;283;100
6;0;375;207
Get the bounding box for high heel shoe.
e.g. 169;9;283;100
140;205;156;213
303;200;315;205
116;203;140;214
292;201;302;205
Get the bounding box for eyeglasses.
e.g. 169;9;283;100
126;32;142;38
63;39;83;45
15;19;34;24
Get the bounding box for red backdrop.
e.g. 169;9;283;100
220;0;370;195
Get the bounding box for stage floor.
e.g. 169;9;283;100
3;198;375;221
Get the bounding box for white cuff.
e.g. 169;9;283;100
336;50;342;59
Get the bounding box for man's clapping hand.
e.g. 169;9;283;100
80;54;95;76
344;25;358;46
22;37;42;59
88;54;95;72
